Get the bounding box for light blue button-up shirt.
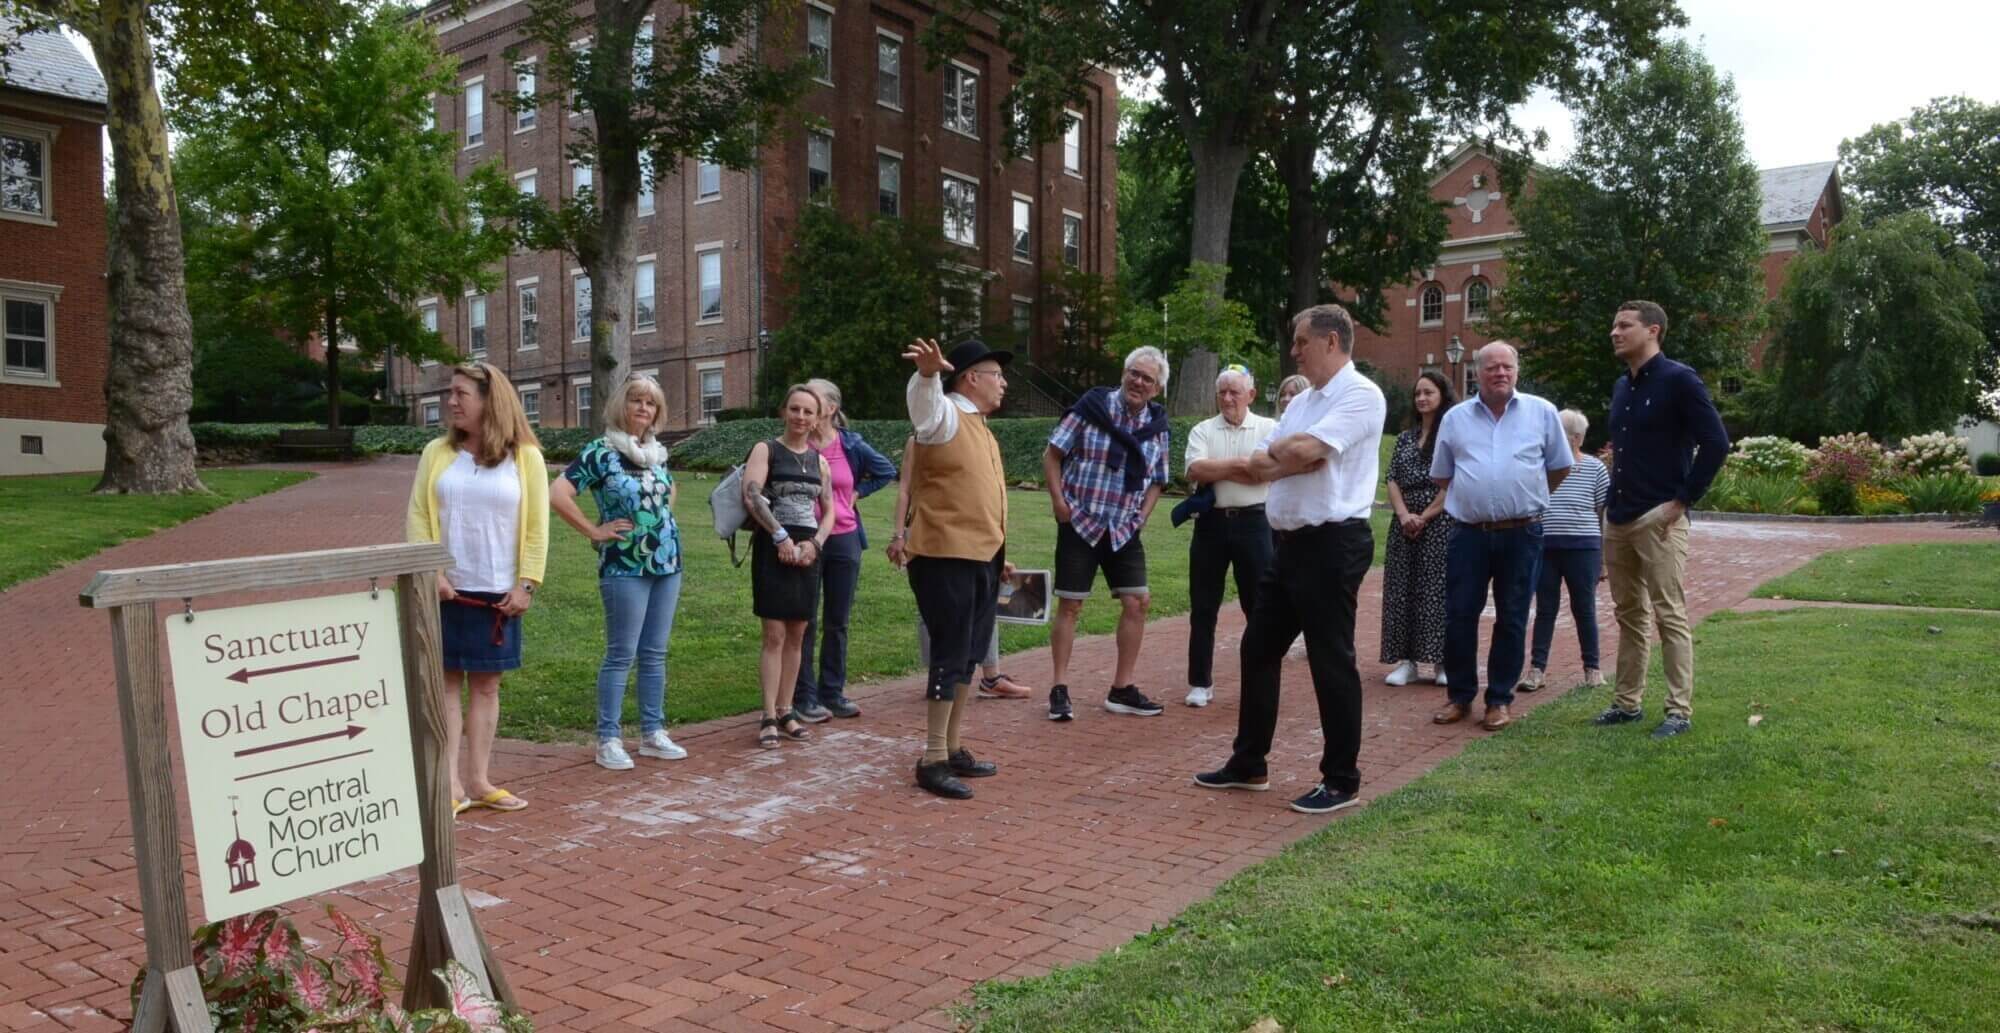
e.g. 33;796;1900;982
1429;392;1572;524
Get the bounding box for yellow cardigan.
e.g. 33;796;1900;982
405;437;549;586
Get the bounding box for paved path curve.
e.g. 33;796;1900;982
1;458;1991;1032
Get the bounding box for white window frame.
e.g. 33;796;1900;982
515;278;540;351
941;169;978;248
0;118;58;225
696;159;721;202
567;37;589;116
572;270;592;342
806;130;834;200
875;30;902;110
513;60;538;132
877;148;902;218
697;361;726;425
1419;284;1444;327
514;168;539;198
1010;294;1033;337
1011;193;1033;264
943;62;979;139
421;397;442;428
0;280;60;385
633;17;655;88
573;375;595;430
519;386;541;427
695;244;725;325
634;255;657;333
418;298;439;366
465;291;487;358
637;152;656;216
1063;110;1083;177
1464;278;1490;322
461;76;485;148
572;159;593;197
806;3;835;84
1061;209;1083;268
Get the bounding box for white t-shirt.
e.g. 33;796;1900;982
1260;363;1387;530
437;449;520;592
1185;410;1278;509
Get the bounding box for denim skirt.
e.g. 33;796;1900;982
440;590;523;672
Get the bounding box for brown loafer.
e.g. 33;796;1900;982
1431;702;1471;725
1482;705;1512;731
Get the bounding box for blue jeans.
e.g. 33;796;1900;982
1444;523;1543;708
596;572;683;739
796;530;863;705
1531;546;1601;670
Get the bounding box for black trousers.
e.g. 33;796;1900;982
1186;506;1273;687
907;552;1002;701
1228;519;1374;793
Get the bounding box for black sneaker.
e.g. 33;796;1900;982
1192;768;1271;792
1103;685;1164;717
793;699;832;723
947;748;998;778
822;695;862;719
1592;705;1644;726
1651;714;1692;739
914;761;972;799
1048;684;1074;721
1289;783;1360;814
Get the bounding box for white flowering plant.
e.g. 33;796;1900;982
1728;436;1813;478
1888;432;1972;478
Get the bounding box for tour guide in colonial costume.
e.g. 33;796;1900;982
903;336;1016;799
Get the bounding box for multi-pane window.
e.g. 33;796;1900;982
634;259;657;330
421;399;441;427
3;297;49;378
515;64;537;130
1;130;48;216
518;284;539;349
1465;279;1490;321
516;170;538;197
1420;284;1443;325
573;161;592;196
697;250;723;321
697;159;721;200
1061;212;1082;268
568;38;588;113
520;388;540;426
1011;297;1032;336
877;153;901;217
943;64;978;137
463;79;484;146
574;275;592;340
638;153;655;215
1063;113;1082;174
576;384;593;430
942;173;977;246
1012;196;1032;262
807;5;833;81
420;302;438;335
700;368;724;423
876;34;901;108
807;132;832;198
467;294;487;357
633;18;654;87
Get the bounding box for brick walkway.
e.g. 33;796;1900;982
1;459;1992;1032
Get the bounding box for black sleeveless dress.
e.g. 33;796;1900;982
751;438;824;620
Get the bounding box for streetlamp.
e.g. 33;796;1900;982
1445;334;1465;393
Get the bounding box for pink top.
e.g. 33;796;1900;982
820;433;860;535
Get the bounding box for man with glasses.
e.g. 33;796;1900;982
1042;346;1173;721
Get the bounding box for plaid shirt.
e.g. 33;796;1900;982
1049;406;1170;549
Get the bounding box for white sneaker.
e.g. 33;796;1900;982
1435;670;1448;686
638;729;687;760
594;738;634;770
1185;686;1214;708
1520;668;1546;692
1384;661;1418;686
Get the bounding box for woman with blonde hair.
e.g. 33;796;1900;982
1275;374;1311;415
406;362;549;816
743;385;833;747
551;372;689;771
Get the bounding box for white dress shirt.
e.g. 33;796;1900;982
1185;410;1277;509
907;371;979;445
1260;362;1387;530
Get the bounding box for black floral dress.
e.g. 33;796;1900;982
1380;428;1454;665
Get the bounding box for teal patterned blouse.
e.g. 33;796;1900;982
562;438;683;577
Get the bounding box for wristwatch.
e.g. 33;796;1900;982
520;582;536;596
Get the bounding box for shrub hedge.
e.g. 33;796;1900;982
1978;452;2000;476
190;423;601;461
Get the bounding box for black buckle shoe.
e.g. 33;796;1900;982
948;748;998;778
915;760;973;799
823;695;862;718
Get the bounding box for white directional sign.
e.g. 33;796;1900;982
165;590;422;921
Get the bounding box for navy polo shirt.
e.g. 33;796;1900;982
1606;353;1730;525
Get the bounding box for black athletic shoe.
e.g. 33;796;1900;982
1651;714;1692;739
1592;704;1644;726
1192;768;1271;792
792;699;832;723
948;748;998;778
823;695;862;719
915;761;973;799
1103;685;1164;716
1048;684;1074;721
1289;783;1360;815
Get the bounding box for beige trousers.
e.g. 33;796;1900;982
1603;505;1694;717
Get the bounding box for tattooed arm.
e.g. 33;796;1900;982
742;442;800;564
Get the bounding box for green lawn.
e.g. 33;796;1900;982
500;473;1392;740
964;606;2000;1032
0;469;314;592
1753;542;2000;611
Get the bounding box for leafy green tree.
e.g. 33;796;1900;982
1500;41;1767;408
1762;211;1988;440
755;199;985;419
1840;96;2000;418
171;4;512;429
1108;263;1260;370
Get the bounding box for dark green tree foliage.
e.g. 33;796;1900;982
171;3;513;429
1840;97;2000;418
756;200;986;419
1763;212;1988;440
1500;41;1766;408
1108;263;1260;369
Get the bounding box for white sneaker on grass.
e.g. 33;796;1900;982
595;738;634;770
1384;660;1418;686
638;729;688;760
1185;686;1214;708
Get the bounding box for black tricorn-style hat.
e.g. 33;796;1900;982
943;337;1014;389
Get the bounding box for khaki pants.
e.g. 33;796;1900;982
1603;505;1694;717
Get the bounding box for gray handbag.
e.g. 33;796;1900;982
708;463;750;567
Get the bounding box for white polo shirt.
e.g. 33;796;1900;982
1260;363;1386;530
1185;410;1278;509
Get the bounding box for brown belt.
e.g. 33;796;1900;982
1467;516;1540;531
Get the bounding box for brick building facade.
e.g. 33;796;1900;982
1349;141;1843;399
396;0;1118;432
0;19;109;476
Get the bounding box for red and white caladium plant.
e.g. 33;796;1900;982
131;907;532;1032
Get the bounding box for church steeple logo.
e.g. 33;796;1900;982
223;796;260;893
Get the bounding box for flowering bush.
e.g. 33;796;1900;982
1856;484;1910;515
1888;432;1972;478
131;907;532;1033
1729;435;1813;478
1808;432;1889;484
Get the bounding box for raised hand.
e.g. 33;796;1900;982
903;337;955;378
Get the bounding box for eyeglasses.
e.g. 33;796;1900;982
961;367;1005;381
1124;368;1159;387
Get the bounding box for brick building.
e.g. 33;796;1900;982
396;0;1118;432
0;19;109;475
1350;141;1843;399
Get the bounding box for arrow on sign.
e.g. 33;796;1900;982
234;724;366;758
226;653;359;684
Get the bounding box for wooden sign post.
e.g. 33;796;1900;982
81;543;513;1032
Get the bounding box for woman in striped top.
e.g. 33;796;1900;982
1524;409;1610;691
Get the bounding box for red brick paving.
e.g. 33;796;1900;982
1;458;1992;1031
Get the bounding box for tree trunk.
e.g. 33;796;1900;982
1278;131;1325;377
584;211;634;431
1186;135;1250;271
91;0;204;494
324;295;342;430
